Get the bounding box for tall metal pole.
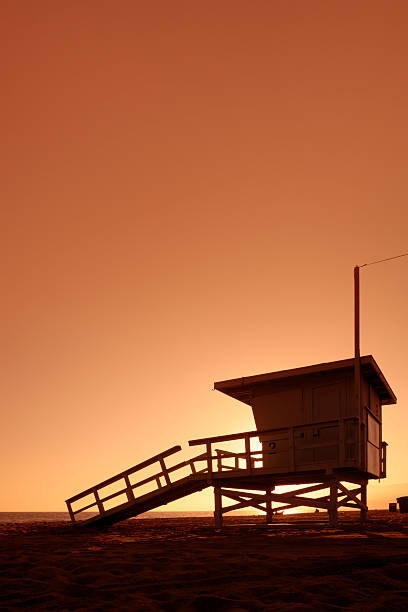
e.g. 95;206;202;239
354;266;361;415
354;265;362;470
353;253;408;471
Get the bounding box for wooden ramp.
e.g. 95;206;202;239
65;445;212;528
66;426;370;528
71;476;209;528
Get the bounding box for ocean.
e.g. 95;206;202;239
0;511;215;523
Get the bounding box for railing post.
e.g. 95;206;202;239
159;457;171;486
216;449;222;472
206;442;213;477
93;488;105;515
245;434;251;471
189;459;197;474
66;501;75;523
124;474;135;502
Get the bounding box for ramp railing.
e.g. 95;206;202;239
65;445;207;523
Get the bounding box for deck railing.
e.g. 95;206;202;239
188;417;361;474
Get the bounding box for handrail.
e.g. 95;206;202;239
65;445;186;522
189;428;273;446
65;443;218;523
66;445;181;504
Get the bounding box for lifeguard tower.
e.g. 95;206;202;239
65;354;396;529
65;267;397;528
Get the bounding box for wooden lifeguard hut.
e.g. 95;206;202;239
210;354;396;525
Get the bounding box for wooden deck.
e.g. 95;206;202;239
66;424;372;528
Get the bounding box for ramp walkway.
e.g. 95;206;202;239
66;424;369;528
65;444;210;528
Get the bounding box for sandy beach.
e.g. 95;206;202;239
1;511;408;611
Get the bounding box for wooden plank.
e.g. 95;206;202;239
99;485;129;504
72;499;99;515
288;482;327;496
128;471;165;491
222;497;266;514
66;502;76;523
93;489;105;515
124;474;135;502
206;442;213;478
265;501;294;512
268;492;329;510
336;482;364;508
216;450;222;471
219;489;267;513
245;435;252;472
219;489;267;502
159;458;171;486
189;429;262;446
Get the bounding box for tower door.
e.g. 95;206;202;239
366;410;381;477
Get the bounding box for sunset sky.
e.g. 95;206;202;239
2;1;408;512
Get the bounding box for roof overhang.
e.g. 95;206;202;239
214;355;397;406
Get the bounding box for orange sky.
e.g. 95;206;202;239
2;1;408;512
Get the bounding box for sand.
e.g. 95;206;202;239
1;511;408;611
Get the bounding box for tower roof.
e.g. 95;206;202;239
214;355;397;406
